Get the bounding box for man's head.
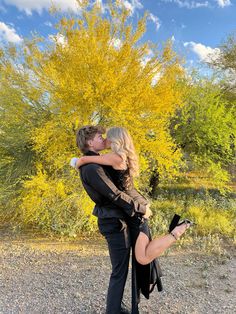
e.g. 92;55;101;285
76;125;106;153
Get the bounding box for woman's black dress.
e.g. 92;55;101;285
107;167;163;307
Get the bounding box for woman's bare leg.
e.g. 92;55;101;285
135;223;189;265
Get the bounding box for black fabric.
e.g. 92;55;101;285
98;218;131;314
104;166;163;301
169;214;181;232
79;151;163;313
107;167;149;212
127;215;163;305
79;151;147;219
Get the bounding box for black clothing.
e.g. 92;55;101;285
78;151;148;314
127;215;163;301
79;151;147;219
109;168;163;306
98;218;130;314
78;151;162;314
106;167;150;239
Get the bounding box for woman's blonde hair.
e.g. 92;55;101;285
107;127;139;177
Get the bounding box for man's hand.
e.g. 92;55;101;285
69;157;84;170
143;203;152;219
70;157;78;168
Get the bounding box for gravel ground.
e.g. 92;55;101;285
0;231;235;314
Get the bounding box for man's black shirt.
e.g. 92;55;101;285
79;151;147;219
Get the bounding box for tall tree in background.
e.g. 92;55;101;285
208;33;236;182
171;76;236;190
209;33;236;102
0;2;185;234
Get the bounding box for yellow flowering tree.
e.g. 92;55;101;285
0;2;185;234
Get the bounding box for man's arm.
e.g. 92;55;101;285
83;164;147;216
125;189;151;218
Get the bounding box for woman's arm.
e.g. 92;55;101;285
76;153;123;169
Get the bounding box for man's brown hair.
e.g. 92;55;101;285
76;125;105;153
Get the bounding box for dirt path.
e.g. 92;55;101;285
0;232;235;314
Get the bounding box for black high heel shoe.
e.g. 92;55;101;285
169;214;196;233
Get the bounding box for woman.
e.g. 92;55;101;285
72;126;192;265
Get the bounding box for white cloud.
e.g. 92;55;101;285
2;0;80;15
0;21;23;43
151;72;162;86
184;41;221;62
49;33;67;47
44;21;53;27
120;0;143;15
109;38;122;50
216;0;231;8
148;13;161;31
122;0;132;12
93;0;108;14
162;0;231;9
140;48;153;67
161;0;210;9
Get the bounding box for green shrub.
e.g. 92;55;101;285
150;188;236;239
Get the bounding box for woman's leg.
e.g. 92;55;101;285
135;223;189;265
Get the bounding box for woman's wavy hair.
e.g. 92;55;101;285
107;127;139;177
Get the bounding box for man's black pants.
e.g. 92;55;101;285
98;217;131;314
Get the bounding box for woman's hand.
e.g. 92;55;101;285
143;204;152;219
171;222;191;240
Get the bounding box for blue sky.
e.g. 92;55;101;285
0;0;235;69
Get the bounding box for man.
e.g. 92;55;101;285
74;125;150;314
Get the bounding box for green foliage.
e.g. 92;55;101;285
171;77;236;190
150;187;236;239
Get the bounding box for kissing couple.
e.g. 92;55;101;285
70;125;193;314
